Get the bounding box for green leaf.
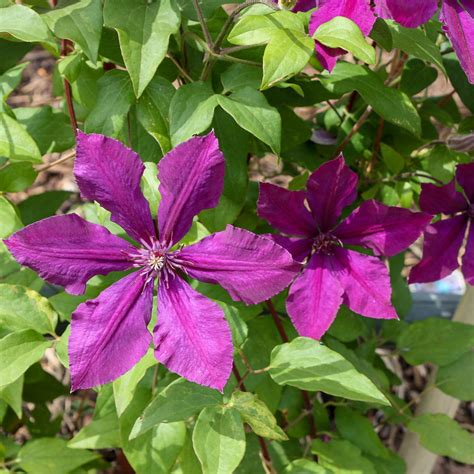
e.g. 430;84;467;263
262;28;314;90
0;5;55;47
0;375;23;418
217;88;281;154
381;143;405;174
400;59;437;97
0;63;27;102
140;162;161;219
408;414;474;464
170;81;218;146
0;284;57;335
444;53;474;113
193;406;246;474
285;459;329;473
436;352;474;401
84;70;135;138
269;337;390;405
0;163;37;193
313;16;376;65
230;391;287;441
221;64;262;93
137;76;175;154
0;113;42;163
104;0;180;97
321;62;421;136
130;378;222;439
18;438;99;474
0;196;22;238
311;439;376;474
397;317;474;366
57;51;83;83
327;306;368;343
42;0;103;63
18;191;71;225
0;330;51;389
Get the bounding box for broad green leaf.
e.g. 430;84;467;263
221;64;262;93
137;76;175;154
219;301;248;349
55;325;70;368
269;337;390;405
130;378;222;438
312;439;376;474
18;191;71;225
313;16;376;65
285;459;329;473
0;113;42;163
400;59;437;97
0;39;32;75
217;88;281;154
230;391;287;441
444;53;474;113
180;221;211;246
0;330;51;389
0;375;23;418
193;406;246;474
84;70;135;138
57;51;83;83
321;62;421;136
140;162;161;219
436;352;474;401
327;306;368;343
176;0;227;20
170;81;218;146
0;162;37;193
0;284;57;335
42;0;103;63
262;28;314;90
397;317;474;366
104;0;180;97
18;438;99;474
408;414;474;464
0;63;27;101
0;196;22;238
0;5;55;47
381;143;405;174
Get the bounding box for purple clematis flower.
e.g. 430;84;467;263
409;162;474;286
4;131;297;392
273;0;317;12
257;155;431;339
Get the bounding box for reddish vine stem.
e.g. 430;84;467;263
265;300;317;440
61;39;78;134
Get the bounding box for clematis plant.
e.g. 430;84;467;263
258;156;431;339
410;162;474;286
5;131;297;391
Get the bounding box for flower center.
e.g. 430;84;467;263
126;239;169;283
313;233;341;255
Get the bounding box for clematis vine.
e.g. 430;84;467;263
4;131;297;392
258;156;431;339
409;162;474;286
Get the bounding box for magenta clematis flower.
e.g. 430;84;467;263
409;162;474;286
257;155;431;339
4;131;298;391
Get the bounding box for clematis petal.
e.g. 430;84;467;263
286;252;345;339
177;225;299;305
441;0;474;84
154;275;233;391
377;0;438;28
306;155;358;232
456;162;474;203
158;132;225;247
462;227;474;285
409;215;468;284
264;234;314;263
4;214;135;295
334;247;398;319
69;271;153;390
309;0;376;71
334;200;432;257
293;0;316;12
257;183;316;237
419;180;468;215
75;131;155;244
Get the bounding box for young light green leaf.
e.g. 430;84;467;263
285;459;329;473
104;0;180;97
408;414;474;464
314;16;376;65
0;63;28;101
269;337;390;405
0;375;23;419
0;113;41;163
193;406;246;474
0;284;58;335
0;196;22;239
436;352;474;401
0;163;37;193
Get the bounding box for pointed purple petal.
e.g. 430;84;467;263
334;247;398;319
309;0;376;71
462;228;474;285
257;183;316;237
264;234;313;263
381;0;438;28
286;252;345;339
75;131;156;244
441;0;474;84
294;0;316;12
158;132;225;247
154;275;233;391
334;200;432;257
409;215;468;284
306;155;358;232
456;162;474;203
177;225;299;305
419;180;468;214
4;214;135;295
69;272;153;390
